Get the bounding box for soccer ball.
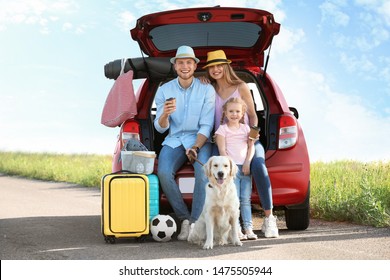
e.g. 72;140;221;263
150;214;177;242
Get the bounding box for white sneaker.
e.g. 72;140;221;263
245;228;258;240
238;230;247;241
261;215;279;238
177;219;190;241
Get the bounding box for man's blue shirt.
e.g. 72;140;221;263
154;77;215;149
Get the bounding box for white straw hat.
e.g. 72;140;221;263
170;45;200;64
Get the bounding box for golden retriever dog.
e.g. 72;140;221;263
187;156;242;249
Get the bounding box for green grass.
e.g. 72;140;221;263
0;152;389;227
0;152;112;188
310;161;390;227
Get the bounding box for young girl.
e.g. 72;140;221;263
214;97;257;240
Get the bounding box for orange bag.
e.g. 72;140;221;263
101;59;137;127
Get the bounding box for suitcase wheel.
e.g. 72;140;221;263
137;235;148;243
105;236;116;244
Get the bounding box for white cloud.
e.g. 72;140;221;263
339;52;376;74
320;1;350;27
355;0;390;25
0;0;79;33
117;10;136;32
371;25;390;44
379;56;390;82
379;1;390;25
62;22;73;31
357;10;390;51
273;26;305;54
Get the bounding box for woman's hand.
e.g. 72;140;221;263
198;76;211;84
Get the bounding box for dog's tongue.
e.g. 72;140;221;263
217;178;224;185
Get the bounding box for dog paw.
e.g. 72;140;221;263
218;239;228;246
233;240;243;246
203;242;213;250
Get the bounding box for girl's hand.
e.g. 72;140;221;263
242;162;251;175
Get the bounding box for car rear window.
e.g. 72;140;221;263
149;22;262;51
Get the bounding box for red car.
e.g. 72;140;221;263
104;6;310;230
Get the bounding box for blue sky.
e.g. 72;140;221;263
0;0;389;162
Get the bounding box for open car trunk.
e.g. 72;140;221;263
130;6;280;69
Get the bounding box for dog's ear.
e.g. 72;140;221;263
204;156;213;178
229;157;238;177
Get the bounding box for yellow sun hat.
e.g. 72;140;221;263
202;50;232;69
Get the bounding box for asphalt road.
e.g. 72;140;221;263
1;174;389;260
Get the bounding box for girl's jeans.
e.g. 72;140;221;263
235;165;253;230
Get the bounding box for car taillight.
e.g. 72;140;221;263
121;120;140;147
278;115;298;149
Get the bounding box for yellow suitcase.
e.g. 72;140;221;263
101;173;149;243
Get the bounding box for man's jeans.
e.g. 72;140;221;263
157;143;212;223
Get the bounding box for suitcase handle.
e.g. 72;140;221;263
112;170;155;175
112;170;133;174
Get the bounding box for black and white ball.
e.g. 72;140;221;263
150;215;177;242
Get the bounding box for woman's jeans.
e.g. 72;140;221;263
251;141;273;210
212;141;273;211
157;143;212;223
235;165;253;230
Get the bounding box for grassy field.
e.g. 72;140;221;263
0;152;112;188
310;160;389;227
0;151;389;227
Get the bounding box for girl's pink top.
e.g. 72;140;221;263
215;123;250;165
214;87;249;130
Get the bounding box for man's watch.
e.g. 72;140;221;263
192;146;200;153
